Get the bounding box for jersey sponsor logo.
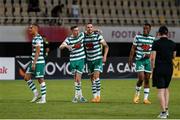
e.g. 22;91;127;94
85;43;94;49
73;43;81;49
141;44;150;51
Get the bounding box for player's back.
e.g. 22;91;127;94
153;37;176;64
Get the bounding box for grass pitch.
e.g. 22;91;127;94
0;79;180;119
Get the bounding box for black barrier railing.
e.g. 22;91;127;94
0;17;180;26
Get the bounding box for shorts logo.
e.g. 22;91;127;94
36;72;40;76
139;65;144;70
98;65;102;69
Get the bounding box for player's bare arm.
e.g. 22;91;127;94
128;45;136;68
59;41;67;49
59;42;72;51
32;45;40;71
173;51;177;59
100;39;109;63
150;51;156;70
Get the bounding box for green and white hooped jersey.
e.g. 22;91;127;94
32;34;45;64
84;32;104;61
65;32;86;61
133;34;155;60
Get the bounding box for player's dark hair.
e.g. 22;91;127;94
70;26;78;30
144;23;151;28
31;23;39;28
86;23;93;28
158;25;168;35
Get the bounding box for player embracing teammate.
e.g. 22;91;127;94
59;23;109;103
84;23;109;103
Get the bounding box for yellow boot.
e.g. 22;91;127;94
133;94;140;104
96;96;101;103
143;99;151;104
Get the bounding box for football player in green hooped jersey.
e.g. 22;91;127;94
59;26;87;103
128;23;155;104
24;23;46;104
84;23;109;103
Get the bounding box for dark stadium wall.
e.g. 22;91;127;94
0;42;179;57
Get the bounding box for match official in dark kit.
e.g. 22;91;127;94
150;26;176;119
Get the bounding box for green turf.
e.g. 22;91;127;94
0;79;180;119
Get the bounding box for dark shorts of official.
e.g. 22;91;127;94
152;64;173;89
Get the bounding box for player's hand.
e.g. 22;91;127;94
32;63;35;71
74;43;81;49
103;56;107;63
143;54;150;59
66;45;72;51
151;64;154;72
94;29;103;34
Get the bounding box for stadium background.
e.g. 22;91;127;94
0;0;180;80
0;0;180;119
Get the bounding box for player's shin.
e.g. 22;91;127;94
40;82;46;101
92;80;97;98
74;82;80;98
27;79;38;96
95;78;101;102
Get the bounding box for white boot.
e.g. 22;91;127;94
30;91;39;103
